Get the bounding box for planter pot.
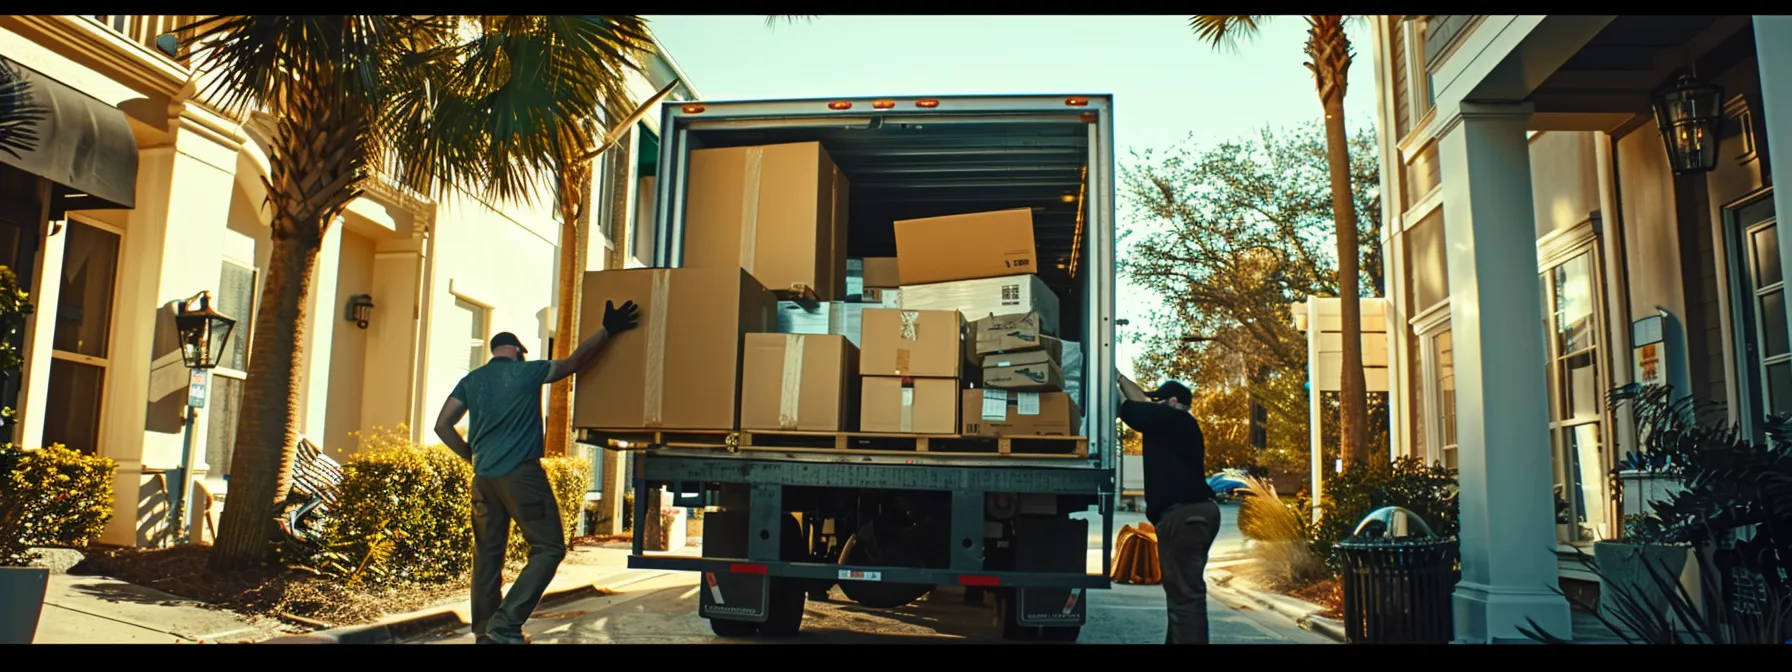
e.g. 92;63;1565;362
0;566;49;644
1593;541;1704;634
1616;471;1685;518
1556;523;1571;541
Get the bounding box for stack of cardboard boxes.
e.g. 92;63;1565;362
571;140;1083;444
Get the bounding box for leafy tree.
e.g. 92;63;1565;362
1188;16;1375;466
0;58;49;159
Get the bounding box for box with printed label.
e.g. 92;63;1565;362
968;312;1061;366
982;350;1065;391
899;274;1060;336
893;208;1037;285
741;334;858;432
960;389;1081;437
859;309;963;378
861;377;959;434
574;267;777;430
682;141;850;300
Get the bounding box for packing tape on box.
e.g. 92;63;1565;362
899;385;914;433
738;147;765;271
899;310;920;340
643;269;671;427
778;335;805;430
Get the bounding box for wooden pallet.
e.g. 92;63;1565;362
739;430;1087;458
577;428;738;451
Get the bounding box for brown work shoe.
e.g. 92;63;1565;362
485;631;532;644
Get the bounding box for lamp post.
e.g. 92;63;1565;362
1651;72;1724;175
171;291;236;545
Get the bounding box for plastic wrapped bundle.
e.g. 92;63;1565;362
774;301;869;347
898;274;1062;335
1060;340;1084;435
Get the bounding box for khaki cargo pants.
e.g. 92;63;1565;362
1156;500;1222;644
470;460;567;640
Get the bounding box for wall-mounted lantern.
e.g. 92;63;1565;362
1651;73;1724;175
174;291;236;370
346;294;374;330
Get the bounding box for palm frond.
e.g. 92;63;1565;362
0;59;50;160
1188;15;1269;52
765;15;818;29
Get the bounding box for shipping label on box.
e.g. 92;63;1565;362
741;334;858;432
969;312;1062;365
893;208;1037;285
899;274;1061;336
960;389;1082;437
861;377;958;434
982;350;1065;391
859;308;962;378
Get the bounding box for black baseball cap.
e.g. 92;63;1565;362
1147;380;1193;406
490;332;528;355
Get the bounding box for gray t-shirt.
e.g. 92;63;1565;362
450;358;554;478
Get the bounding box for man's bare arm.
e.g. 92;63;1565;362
434;396;472;461
544;328;612;384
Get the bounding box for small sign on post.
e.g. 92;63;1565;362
188;369;209;409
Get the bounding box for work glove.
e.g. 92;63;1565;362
604;300;641;335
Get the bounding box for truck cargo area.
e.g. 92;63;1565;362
611;96;1116;641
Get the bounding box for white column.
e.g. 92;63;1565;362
1435;102;1572;643
1757;17;1792;357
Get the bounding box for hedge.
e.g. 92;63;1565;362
0;444;116;567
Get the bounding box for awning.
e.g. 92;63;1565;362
0;57;139;215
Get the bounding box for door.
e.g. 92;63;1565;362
1727;190;1784;439
42;219;122;455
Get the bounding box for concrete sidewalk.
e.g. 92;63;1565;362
35;574;295;644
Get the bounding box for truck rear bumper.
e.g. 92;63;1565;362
628;554;1113;590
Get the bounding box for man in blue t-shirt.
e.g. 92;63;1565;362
433;300;639;644
1118;373;1218;645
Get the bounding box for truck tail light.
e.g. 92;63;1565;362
681;104;706;114
1065;97;1089;107
873;99;896;109
915;99;940;108
959;575;1000;587
828;101;853;110
730;563;768;575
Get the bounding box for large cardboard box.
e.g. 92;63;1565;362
968;312;1061;366
859;309;963;378
960;389;1082;437
860;257;900;288
573;268;777;430
982;350;1065;391
861;377;959;434
828;165;852;300
899;274;1061;335
683;142;848;300
741;334;858;432
893;208;1038;285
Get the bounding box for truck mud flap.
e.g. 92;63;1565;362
698;571;770;622
1017;587;1087;627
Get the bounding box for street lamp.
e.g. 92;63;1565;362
170;291;236;545
1651;73;1724;175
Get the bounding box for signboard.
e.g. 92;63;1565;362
1632;315;1666;387
188;370;209;409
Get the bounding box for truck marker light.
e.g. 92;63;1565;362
828;101;853;110
873;100;896;109
915;99;940;108
681;104;706;114
730;563;768;575
1065;97;1089;107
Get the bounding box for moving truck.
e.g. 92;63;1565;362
581;95;1118;641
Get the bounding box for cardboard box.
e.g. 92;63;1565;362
899;274;1061;335
741;334;858;432
829;165;851;300
859;309;963;378
982;350;1064;391
960;389;1082;437
893;208;1038;285
683;142;848;300
968;312;1061;366
860;257;901;288
573;268;777;430
861;377;959;434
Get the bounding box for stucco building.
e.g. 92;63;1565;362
0;15;696;548
1365;15;1789;642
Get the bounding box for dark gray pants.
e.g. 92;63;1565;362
1157;500;1222;644
470;460;567;640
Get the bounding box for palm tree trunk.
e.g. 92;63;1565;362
210;228;323;570
544;157;592;458
1307;17;1371;467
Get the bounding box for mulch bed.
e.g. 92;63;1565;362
1285;576;1344;620
70;544;488;631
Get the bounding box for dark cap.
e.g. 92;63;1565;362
1147;380;1192;406
490;331;528;355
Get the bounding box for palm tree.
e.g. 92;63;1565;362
1187;16;1372;468
0;58;49;160
181;15;656;570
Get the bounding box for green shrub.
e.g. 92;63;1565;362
505;455;589;562
0;444;116;566
1304;455;1459;572
322;426;474;584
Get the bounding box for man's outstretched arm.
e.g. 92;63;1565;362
434;396;472;462
544;300;640;384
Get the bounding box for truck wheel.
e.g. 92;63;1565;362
837;523;932;608
758;577;808;638
1040;626;1081;643
996;592;1038;641
708;617;760;638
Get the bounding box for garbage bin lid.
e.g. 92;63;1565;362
1350;506;1436;540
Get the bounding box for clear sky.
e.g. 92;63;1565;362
645;15;1379;379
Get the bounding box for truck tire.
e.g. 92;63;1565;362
758;577;807;637
837;522;932;608
708;617;760;638
996;592;1037;641
1039;625;1081;643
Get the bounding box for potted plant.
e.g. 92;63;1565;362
0;446;49;644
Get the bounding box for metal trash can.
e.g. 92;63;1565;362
1335;506;1461;644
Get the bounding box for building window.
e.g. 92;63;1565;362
1401;17;1438;132
454;298;490;372
1431;329;1456;469
43;220;122;455
205;260;258;476
1540;242;1610;545
1729;190;1784;437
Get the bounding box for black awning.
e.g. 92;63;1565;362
0;57;139;214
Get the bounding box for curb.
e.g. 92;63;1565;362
1208;569;1345;643
259;570;672;644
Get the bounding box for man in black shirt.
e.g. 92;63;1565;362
1118;374;1219;645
